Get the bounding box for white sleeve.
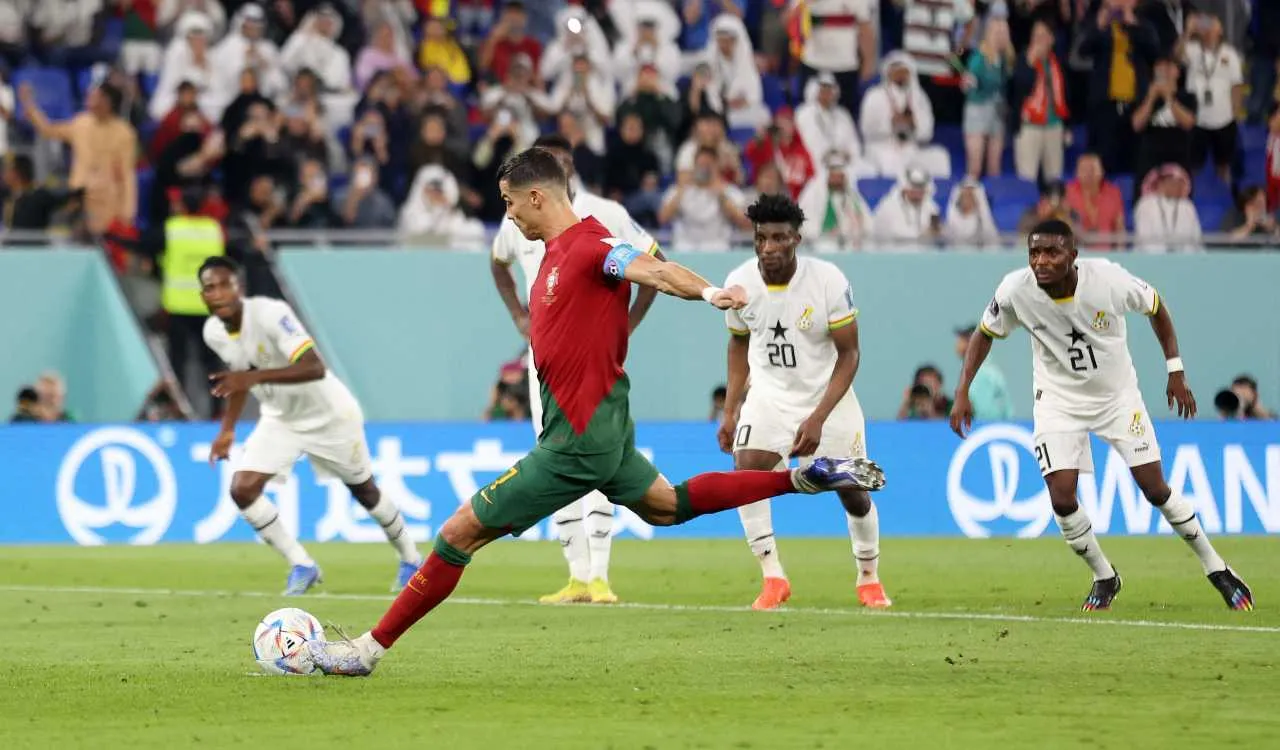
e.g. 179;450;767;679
491;222;517;265
825;266;858;330
202;322;240;370
723;270;747;334
262;300;317;362
1103;263;1161;317
980;278;1021;339
604;202;659;255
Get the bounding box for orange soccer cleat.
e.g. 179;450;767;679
751;577;792;610
856;581;893;608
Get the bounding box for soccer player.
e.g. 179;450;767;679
950;220;1252;612
199;257;423;595
304;149;885;676
491;134;662;605
718;194;890;611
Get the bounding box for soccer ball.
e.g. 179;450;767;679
252;607;324;675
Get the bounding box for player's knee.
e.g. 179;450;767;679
439;504;490;554
347;478;380;508
837;489;871;517
229;474;265;508
1044;475;1079;516
1138;479;1171;506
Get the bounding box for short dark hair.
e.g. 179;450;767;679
532;133;573;154
915;364;942;382
712;385;727;400
198;256;240;279
746;193;805;229
1232;375;1259;390
16;386;37;403
498;147;568;192
1028;218;1075;244
694;145;719;162
910;384;933;399
97;82;123;111
8;154;34;183
1215;389;1241;414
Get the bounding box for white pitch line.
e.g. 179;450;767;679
0;584;1274;635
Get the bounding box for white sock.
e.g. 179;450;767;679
847;501;880;586
1054;508;1115;581
738;500;786;580
241;496;314;568
1157;493;1226;574
365;495;422;565
582;491;614;582
551;500;590;583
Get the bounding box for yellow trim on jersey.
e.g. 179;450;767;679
979;322;1007;340
289;339;315;363
766;284;788;291
728;326;750;337
227;331;240;340
827;312;857;330
1051;296;1074;304
647;241;660;256
1147;291;1161;317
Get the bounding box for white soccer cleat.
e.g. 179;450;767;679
793;457;887;493
305;630;384;677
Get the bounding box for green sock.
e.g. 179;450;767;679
674;482;696;525
433;535;472;567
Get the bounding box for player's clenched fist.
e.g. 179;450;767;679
708;285;748;310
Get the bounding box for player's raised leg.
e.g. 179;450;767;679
227;469;322;596
1129;461;1253;610
582;490;618;603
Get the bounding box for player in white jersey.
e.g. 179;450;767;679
490;135;663;605
717;194;890;610
198;257;423;596
951;219;1252;612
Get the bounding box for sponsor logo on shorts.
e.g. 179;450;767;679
851;432;865;457
1129;412;1146;437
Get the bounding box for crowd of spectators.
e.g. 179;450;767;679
0;0;1276;259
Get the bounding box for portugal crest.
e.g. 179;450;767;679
543;266;560;305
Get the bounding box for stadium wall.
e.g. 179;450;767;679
275;249;1280;422
3;420;1276;544
0;250;158;422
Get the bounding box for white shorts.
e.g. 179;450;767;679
1032;391;1160;476
239;416;374;485
733;390;867;466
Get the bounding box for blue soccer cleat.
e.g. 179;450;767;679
283;564;322;596
794;457;887;494
393;560;420;592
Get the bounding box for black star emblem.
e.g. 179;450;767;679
1068;329;1086;345
770;321;788;340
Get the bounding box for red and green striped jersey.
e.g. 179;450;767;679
529;217;637;455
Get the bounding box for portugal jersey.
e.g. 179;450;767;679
530;217;646;455
203;297;361;430
979;258;1160;411
724;256;859;409
491;190;659;296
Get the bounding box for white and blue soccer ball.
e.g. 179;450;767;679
253;607;323;675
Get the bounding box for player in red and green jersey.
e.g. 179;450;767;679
304;148;887;677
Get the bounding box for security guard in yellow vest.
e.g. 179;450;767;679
163;192;225;414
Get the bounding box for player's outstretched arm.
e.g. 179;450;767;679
951;329;995;437
614;250;746;308
1148;299;1197;418
627;247;665;332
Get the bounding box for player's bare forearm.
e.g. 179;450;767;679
489;259;526;320
251;350;327;385
1148;300;1180;360
218;390;248;435
724;334;750;419
813;323;860;421
956;330;994;395
623;253;714;300
626;247;665;331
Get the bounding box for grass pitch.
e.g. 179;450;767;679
3;538;1277;749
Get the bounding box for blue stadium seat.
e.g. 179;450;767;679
1112;175;1135;204
761;74;786;111
136;167;154;230
1238;124;1266;152
12;67;75;121
728;127;756;148
140;73;159;100
1198;202;1229;232
993;203;1029;232
982;175;1038;203
856;177;895;206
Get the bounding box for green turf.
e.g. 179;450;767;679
2;538;1276;749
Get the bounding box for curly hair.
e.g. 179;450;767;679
745;193;805;229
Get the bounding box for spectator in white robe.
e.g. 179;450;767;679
398;164;486;249
798;152;872;252
613;14;681;98
859;52;952;178
280;4;357;127
210;4;287;117
795;71;868;176
540;5;612;90
871;166;943;245
157;0;226;40
944;179;1001;247
545;52;616;155
1133;164;1203;253
696;14;771;131
149;11;217;121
